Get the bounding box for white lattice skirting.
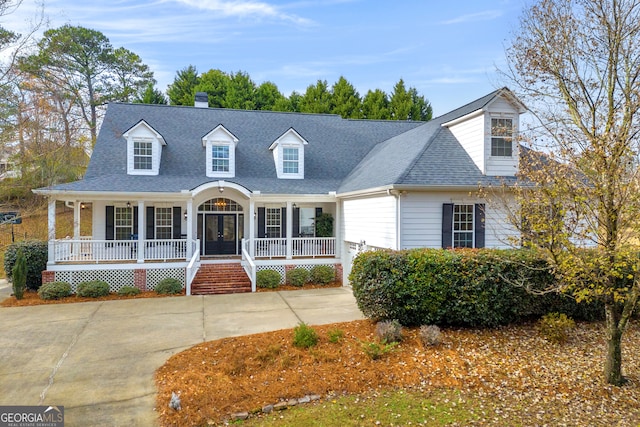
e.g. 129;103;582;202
54;268;186;292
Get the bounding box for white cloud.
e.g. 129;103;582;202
172;0;313;25
441;10;503;25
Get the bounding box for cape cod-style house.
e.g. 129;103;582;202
33;87;525;294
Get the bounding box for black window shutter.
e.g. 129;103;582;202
474;203;485;248
105;206;114;240
442;203;453;248
315;207;323;218
258;207;266;237
133;207;138;236
146;207;155;239
172;207;181;239
281;207;287;238
292;207;300;237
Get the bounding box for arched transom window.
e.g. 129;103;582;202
198;198;243;212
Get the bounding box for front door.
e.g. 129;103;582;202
204;214;237;255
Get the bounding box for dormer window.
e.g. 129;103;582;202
133;139;153;170
203;125;238;178
283;147;299;174
490;117;513;157
270;128;307;179
124;120;165;175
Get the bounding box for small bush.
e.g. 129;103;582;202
118;286;141;297
11;250;27;300
361;340;397;360
256;269;281;289
327;328;344;343
38;281;72;300
286;268;309;287
375;319;403;344
310;265;335;284
538;312;576;343
420;324;442;346
77;280;110;298
293;322;319;348
4;240;48;291
155;278;183;294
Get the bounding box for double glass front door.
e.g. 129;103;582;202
200;214;237;255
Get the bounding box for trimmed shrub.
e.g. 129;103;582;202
4;240;48;291
155;278;183;295
420;325;442;346
293;322;319;348
327;328;344;343
310;265;335;284
118;286;141;297
11;250;27;300
256;269;281;289
38;281;72;300
361;340;397;360
350;248;603;327
538;312;576;343
375;319;403;344
77;280;110;298
286;268;309;287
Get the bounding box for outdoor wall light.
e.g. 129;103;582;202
126;201;131;208
184;210;188;220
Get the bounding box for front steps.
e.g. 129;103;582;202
191;263;252;295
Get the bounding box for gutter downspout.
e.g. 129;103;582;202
387;189;401;250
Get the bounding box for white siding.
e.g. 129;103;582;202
343;195;397;249
447;114;485;173
399;192;519;249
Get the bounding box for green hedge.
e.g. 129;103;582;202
350;248;603;327
155;278;183;294
38;281;72;300
77;280;110;298
257;270;281;289
4;240;48;291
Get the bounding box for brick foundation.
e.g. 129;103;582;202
334;263;343;284
134;269;147;291
42;270;55;285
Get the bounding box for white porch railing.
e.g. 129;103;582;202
241;238;257;292
186;239;201;296
52;239;189;263
253;237;336;258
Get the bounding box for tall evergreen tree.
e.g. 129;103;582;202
224;71;256;110
196;69;229;108
255;81;286;111
299;80;331;114
362;89;390;120
330;76;362;118
167;65;200;106
134;82;167;104
389;78;413;120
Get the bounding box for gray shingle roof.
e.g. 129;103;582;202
38;88;518;196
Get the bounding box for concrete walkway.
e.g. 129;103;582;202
0;281;364;426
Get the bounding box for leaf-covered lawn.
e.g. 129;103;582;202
156;319;640;426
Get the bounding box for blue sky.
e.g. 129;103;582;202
8;0;524;115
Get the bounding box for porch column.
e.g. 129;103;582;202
286;201;293;259
186;199;193;258
47;198;56;264
335;201;341;258
137;200;145;263
249;199;255;257
73;201;81;239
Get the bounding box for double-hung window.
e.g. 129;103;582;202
266;208;281;238
155;207;173;239
133;140;153;170
453;204;474;248
211;145;230;173
490;118;513;157
115;207;133;240
283;147;299;174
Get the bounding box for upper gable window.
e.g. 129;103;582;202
203;125;238;178
490;117;513;157
124;120;165;175
270;128;307;179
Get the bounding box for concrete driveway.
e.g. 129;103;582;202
0;282;364;426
